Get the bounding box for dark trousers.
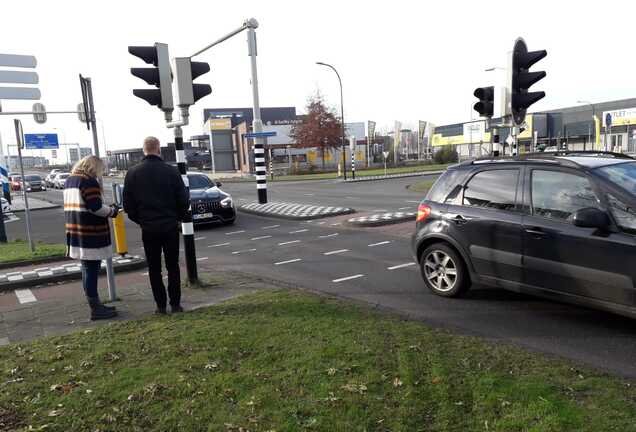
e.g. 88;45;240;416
142;229;181;308
81;260;101;300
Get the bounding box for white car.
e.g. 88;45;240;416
1;197;11;214
45;169;61;187
53;172;71;189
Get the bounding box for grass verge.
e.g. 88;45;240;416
2;289;636;431
270;163;450;182
407;178;436;194
0;240;66;265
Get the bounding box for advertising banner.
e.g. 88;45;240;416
367;120;376;141
209;118;232;130
418;121;427;142
603;107;636;127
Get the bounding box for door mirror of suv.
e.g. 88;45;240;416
572;207;611;229
216;181;222;187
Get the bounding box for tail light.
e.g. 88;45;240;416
416;203;431;222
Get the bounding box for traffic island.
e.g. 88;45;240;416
346;211;416;227
343;170;444;182
238;201;355;220
0;255;147;291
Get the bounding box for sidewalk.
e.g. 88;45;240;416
9;195;60;212
0;266;272;345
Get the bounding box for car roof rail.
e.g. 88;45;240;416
538;150;634;159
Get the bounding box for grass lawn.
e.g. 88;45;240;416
270;163;450;182
2;289;636;431
0;240;66;265
407;178;437;195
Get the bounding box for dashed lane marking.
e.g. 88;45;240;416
226;230;245;235
330;223;342;226
316;221;326;225
278;240;301;246
398;206;411;210
368;241;391;247
319;233;339;238
371;209;388;212
406;200;419;203
15;289;37;304
251;235;272;240
387;262;416;270
274;258;302;265
289;229;308;234
323;249;349;256
196;257;209;261
303;193;315;196
208;242;230;248
195;236;206;241
332;274;364;283
231;248;257;255
262;225;280;230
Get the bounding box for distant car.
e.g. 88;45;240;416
188;173;236;226
53;172;71;189
23;174;46;192
1;197;10;214
45;169;61;187
10;175;22;191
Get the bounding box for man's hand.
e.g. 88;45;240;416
109;204;121;218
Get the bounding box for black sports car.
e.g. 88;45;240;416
188;173;236;225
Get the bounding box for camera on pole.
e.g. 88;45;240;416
128;43;174;116
473;86;494;118
173;57;212;107
510;38;547;125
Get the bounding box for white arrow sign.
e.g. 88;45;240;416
0;54;37;68
0;70;38;84
0;87;41;100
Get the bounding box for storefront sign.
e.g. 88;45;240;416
208;118;232;130
603;107;636;127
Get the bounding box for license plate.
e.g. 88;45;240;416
193;212;213;220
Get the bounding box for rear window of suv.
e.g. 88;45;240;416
426;169;465;203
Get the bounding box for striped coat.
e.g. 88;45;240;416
64;173;113;261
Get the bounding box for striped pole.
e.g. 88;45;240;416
248;27;267;204
350;136;356;180
174;126;198;283
253;133;267;203
269;147;274;181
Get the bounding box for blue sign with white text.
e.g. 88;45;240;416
24;133;59;149
244;131;277;139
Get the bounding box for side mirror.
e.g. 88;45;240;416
216;181;222;187
572;207;610;229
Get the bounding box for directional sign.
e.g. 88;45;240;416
0;70;38;84
0;53;40;101
24;133;59;150
244;131;277;139
0;87;41;100
0;54;37;68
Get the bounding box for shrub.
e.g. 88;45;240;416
433;147;459;164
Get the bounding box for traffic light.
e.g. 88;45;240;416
173;57;212;107
128;43;173;112
473;86;494;118
510;38;547;125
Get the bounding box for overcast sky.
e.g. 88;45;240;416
1;0;634;159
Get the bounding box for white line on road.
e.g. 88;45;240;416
262;225;280;230
274;258;302;265
316;221;326;225
278;240;301;246
304;193;315;196
368;241;391;247
371;209;388;212
330;223;342;226
196;257;209;261
345;196;358;199
289;229;308;234
319;233;339;238
195;236;206;241
398;207;411;210
141;272;149;276
406;200;419;203
251;235;272;240
226;230;246;235
387;262;416;270
15;289;37;304
332;274;364;283
323;249;349;255
231;249;256;255
208;242;230;248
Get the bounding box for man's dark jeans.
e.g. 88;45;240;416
141;228;181;309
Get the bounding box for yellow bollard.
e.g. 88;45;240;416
112;211;128;256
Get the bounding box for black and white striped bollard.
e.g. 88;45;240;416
269;147;274;181
174;126;198;283
350;136;356;180
254;138;267;203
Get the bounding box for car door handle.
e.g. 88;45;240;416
525;227;547;238
447;214;472;225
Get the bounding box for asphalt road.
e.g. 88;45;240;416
5;176;636;379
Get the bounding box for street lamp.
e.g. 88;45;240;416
316;61;347;180
577;100;595;151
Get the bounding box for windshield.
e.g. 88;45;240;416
25;175;41;181
188;175;212;190
596;162;636;195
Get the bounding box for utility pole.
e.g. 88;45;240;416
13;119;34;252
247;23;267;203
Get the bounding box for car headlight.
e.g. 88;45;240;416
221;196;233;208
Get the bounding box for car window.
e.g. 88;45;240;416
596;162;636;195
462;169;519;211
188;175;212;189
426;169;464;203
26;175;41;181
531;170;600;221
606;193;636;235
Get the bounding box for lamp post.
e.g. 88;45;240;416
316;61;347;180
577;100;595;151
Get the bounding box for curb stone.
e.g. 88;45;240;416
346;211;416;227
343;170;443;182
238;201;355;220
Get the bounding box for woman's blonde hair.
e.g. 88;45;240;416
72;155;105;178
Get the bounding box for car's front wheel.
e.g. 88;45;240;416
420;243;469;297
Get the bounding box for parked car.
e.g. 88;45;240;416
188;173;236;225
1;197;10;214
23;174;46;192
412;151;636;319
45;169;61;187
53;172;71;189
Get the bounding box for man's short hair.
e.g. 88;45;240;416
143;136;161;155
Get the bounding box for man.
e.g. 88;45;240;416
123;136;189;314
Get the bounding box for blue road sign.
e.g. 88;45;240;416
244;131;277;139
24;133;59;149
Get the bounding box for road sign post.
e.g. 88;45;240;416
349;136;356;179
13;119;34;252
382;150;389;176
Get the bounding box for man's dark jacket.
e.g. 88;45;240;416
123;155;189;233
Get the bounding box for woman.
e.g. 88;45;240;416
64;155;119;320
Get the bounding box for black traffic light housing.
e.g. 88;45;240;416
128;43;173;112
473;86;494;118
173;57;212;107
510;38;547;125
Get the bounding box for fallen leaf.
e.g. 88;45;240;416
393;377;403;387
431;376;442;384
326;368;337;376
48;409;63;417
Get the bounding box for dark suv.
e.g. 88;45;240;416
412;152;636;318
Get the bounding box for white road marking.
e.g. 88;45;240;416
387;262;417;270
208;242;230;248
196;257;209;261
304;193;315;196
274;258;302;265
278;240;301;246
332;274;364;283
262;225;280;230
368;241;391;247
323;249;349;256
226;230;245;235
195;236;206;241
406;200;419;203
251;235;272;240
232;248;256;255
345;196;358;199
316;221;326;225
15;289;37;304
330;223;342;226
319;233;339;238
289;229;308;234
371;209;388;212
141;272;149;276
398;207;411;210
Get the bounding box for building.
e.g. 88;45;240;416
7;156;48;170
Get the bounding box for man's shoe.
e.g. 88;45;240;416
90;305;118;321
171;305;184;313
155;307;167;315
